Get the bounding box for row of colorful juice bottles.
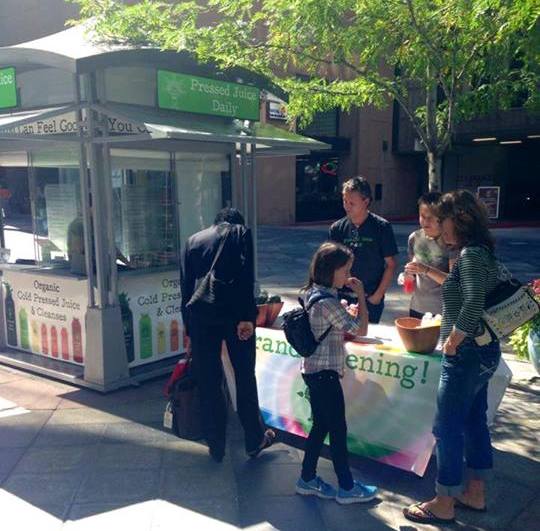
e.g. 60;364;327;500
16;309;83;363
137;315;181;360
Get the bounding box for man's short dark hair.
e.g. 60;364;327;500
342;177;372;203
214;207;245;225
418;192;442;208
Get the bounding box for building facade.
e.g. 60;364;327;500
1;1;538;223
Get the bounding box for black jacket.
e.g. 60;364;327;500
180;222;257;335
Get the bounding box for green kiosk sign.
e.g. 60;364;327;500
157;70;260;121
0;67;17;109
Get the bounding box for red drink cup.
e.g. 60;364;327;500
403;274;416;294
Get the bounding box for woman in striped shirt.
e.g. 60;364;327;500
404;190;501;525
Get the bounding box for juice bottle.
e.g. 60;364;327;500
31;320;40;352
50;326;59;358
61;327;69;360
170;319;179;352
119;293;134;363
183;328;189;351
19;308;29;350
41;323;49;355
4;283;17;346
72;318;83;363
157;321;166;354
139;314;152;359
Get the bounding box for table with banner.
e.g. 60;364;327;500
251;324;512;477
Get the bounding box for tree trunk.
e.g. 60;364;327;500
427;151;442;192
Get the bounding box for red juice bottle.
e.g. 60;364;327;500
51;326;58;358
61;327;69;360
170;319;179;352
41;324;49;355
72;318;83;363
50;326;59;358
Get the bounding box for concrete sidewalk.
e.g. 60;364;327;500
1;354;538;531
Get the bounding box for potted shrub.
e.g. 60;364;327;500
255;290;269;327
509;279;540;374
266;294;284;327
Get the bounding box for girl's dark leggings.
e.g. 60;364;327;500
301;370;354;490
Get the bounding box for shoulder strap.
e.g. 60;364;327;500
306;292;334;311
209;225;231;273
303;293;334;342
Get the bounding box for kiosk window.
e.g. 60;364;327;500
29;149;83;270
176;152;230;246
111;151;179;270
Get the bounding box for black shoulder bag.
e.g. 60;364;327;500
186;226;232;318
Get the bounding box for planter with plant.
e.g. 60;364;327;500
509;279;540;374
266;294;284;327
255;290;269;327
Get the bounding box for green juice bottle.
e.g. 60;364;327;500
4;283;18;346
139;314;153;359
157;321;166;354
119;293;134;363
19;308;29;349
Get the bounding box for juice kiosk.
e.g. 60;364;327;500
0;24;327;391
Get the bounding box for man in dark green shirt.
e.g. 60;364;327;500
329;177;398;323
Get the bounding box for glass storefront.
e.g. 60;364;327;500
295;154;343;222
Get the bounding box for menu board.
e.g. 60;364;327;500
477;186;501;219
120;184;164;256
44;184;78;253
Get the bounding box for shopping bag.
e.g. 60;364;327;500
169;362;203;441
163;358;189;398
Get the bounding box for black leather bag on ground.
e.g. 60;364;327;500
170;362;203;441
186;226;233;318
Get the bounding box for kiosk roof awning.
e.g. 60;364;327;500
0;103;329;155
98;104;330;155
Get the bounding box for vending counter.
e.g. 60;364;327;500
254;325;512;476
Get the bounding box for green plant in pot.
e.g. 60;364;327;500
509;279;540;374
255;290;269;327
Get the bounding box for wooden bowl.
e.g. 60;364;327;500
395;317;440;354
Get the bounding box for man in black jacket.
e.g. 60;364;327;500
181;208;274;462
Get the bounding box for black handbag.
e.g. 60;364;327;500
186;226;232;317
170;360;203;441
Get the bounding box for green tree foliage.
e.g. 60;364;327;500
71;0;539;190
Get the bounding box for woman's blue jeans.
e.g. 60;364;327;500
433;339;501;496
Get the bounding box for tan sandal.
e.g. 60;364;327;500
248;429;276;458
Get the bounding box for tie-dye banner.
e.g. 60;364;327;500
254;326;512;476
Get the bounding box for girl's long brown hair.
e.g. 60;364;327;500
302;242;353;290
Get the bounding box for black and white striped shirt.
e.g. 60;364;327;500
441;246;498;343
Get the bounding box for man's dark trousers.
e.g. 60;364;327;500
190;318;265;457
